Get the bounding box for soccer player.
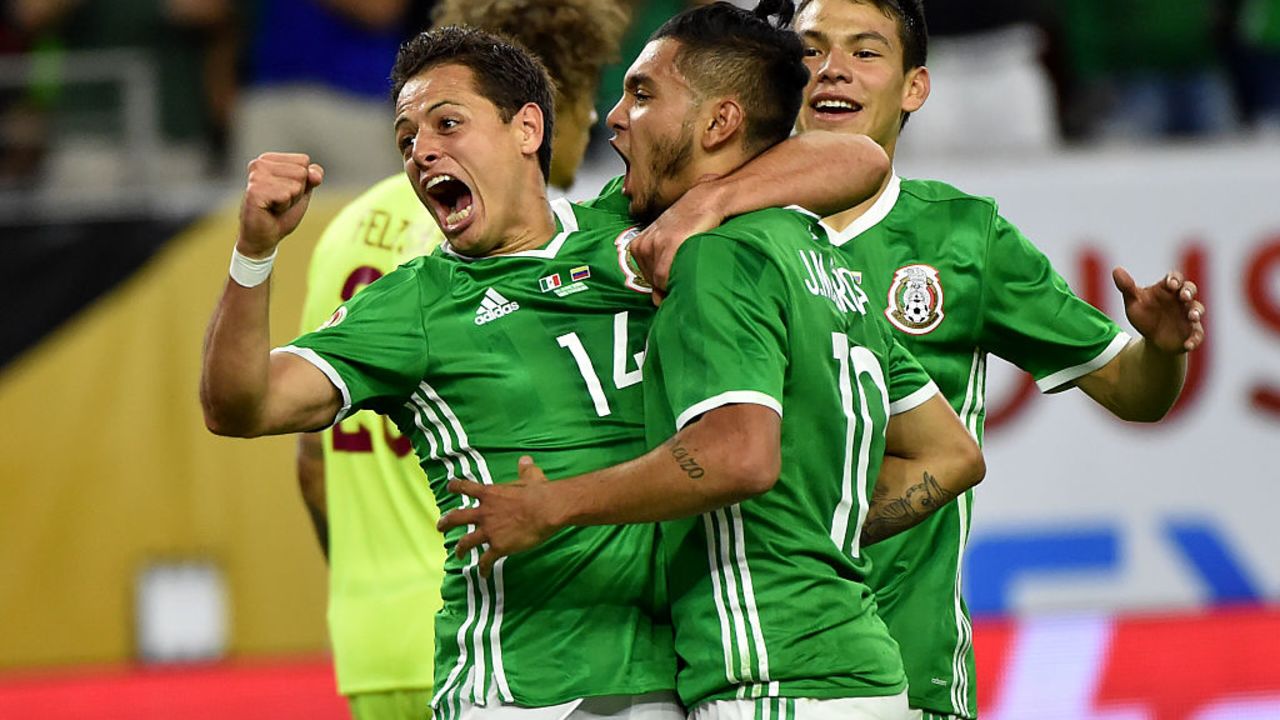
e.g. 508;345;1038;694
293;3;632;718
438;5;985;719
202;22;893;718
778;2;1204;718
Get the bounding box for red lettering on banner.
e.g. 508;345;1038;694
1246;237;1280;418
1093;608;1280;719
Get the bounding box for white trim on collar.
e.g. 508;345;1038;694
821;173;902;247
440;197;579;261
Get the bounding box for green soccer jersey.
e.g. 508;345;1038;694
299;174;447;697
283;198;674;711
643;207;940;708
830;175;1128;718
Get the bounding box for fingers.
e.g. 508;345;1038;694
246;153;318;213
1179;280;1198;304
1165;270;1185;291
479;549;499;578
454;528;487;558
437;506;481;532
447;478;486;499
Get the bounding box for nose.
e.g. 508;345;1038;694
605;96;627;133
411;131;441;167
818;50;853;84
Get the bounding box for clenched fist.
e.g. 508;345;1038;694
237;152;324;258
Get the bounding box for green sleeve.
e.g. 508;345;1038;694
282;263;429;421
648;233;787;430
980;212;1129;392
579;174;631;218
884;334;939;415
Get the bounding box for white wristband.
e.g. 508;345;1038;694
229;247;277;288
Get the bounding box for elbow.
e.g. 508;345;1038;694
724;446;780;499
201;400;261;438
964;441;986;491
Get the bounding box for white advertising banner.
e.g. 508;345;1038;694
898;143;1280;615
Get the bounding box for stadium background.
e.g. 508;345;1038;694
1;1;1277;718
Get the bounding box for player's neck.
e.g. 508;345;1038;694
487;187;559;257
822;168;895;233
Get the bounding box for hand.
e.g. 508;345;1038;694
238;152;324;258
1113;267;1205;353
629;179;724;298
436;456;561;577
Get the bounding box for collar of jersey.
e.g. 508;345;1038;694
439;196;579;261
818;172;902;248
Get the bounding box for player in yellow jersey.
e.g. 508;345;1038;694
295;3;631;719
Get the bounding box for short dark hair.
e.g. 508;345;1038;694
390;26;555;180
432;0;630;106
651;2;809;154
795;0;928;71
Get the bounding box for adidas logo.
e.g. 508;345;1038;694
474;287;520;325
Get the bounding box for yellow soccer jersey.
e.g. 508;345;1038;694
299;173;447;696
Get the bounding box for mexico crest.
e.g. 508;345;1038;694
885;264;944;335
615;227;653;294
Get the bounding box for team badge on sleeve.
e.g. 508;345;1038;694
885;264;944;335
318;305;348;330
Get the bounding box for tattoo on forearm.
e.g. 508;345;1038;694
669;441;705;480
860;470;958;547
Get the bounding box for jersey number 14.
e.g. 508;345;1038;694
556;311;645;417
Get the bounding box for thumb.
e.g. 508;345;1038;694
306;163;325;191
1111;266;1138;300
517;455;546;483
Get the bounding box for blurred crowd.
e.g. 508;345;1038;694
0;0;1277;193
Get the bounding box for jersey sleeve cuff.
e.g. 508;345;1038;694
889;380;939;415
273;345;353;425
675;390;783;431
1034;331;1133;393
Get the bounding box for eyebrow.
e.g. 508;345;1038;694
624;73;651;92
801;29;893;47
393;100;461;131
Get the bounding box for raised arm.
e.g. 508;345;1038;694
629;130;889;291
438;403;781;577
1074;268;1204;422
860;394;985;547
200;152;341;437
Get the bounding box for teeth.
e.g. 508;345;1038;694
426;174;455;190
445;205;472;226
815;99;857;111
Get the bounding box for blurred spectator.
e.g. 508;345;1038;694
1236;0;1280;133
0;5;46;185
8;0;233;188
1059;0;1237;141
892;0;1062;159
231;0;431;187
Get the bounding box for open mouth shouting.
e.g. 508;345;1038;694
422;172;476;234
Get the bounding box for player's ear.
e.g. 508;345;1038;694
514;102;545;159
701;98;745;152
902;65;930;114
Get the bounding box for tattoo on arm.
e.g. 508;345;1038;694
669;441;706;480
860;470;958;547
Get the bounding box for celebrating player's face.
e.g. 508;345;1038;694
394;63;542;256
793;0;928;154
606;39;699;224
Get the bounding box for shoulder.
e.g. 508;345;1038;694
712;207;817;248
898;178;999;215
